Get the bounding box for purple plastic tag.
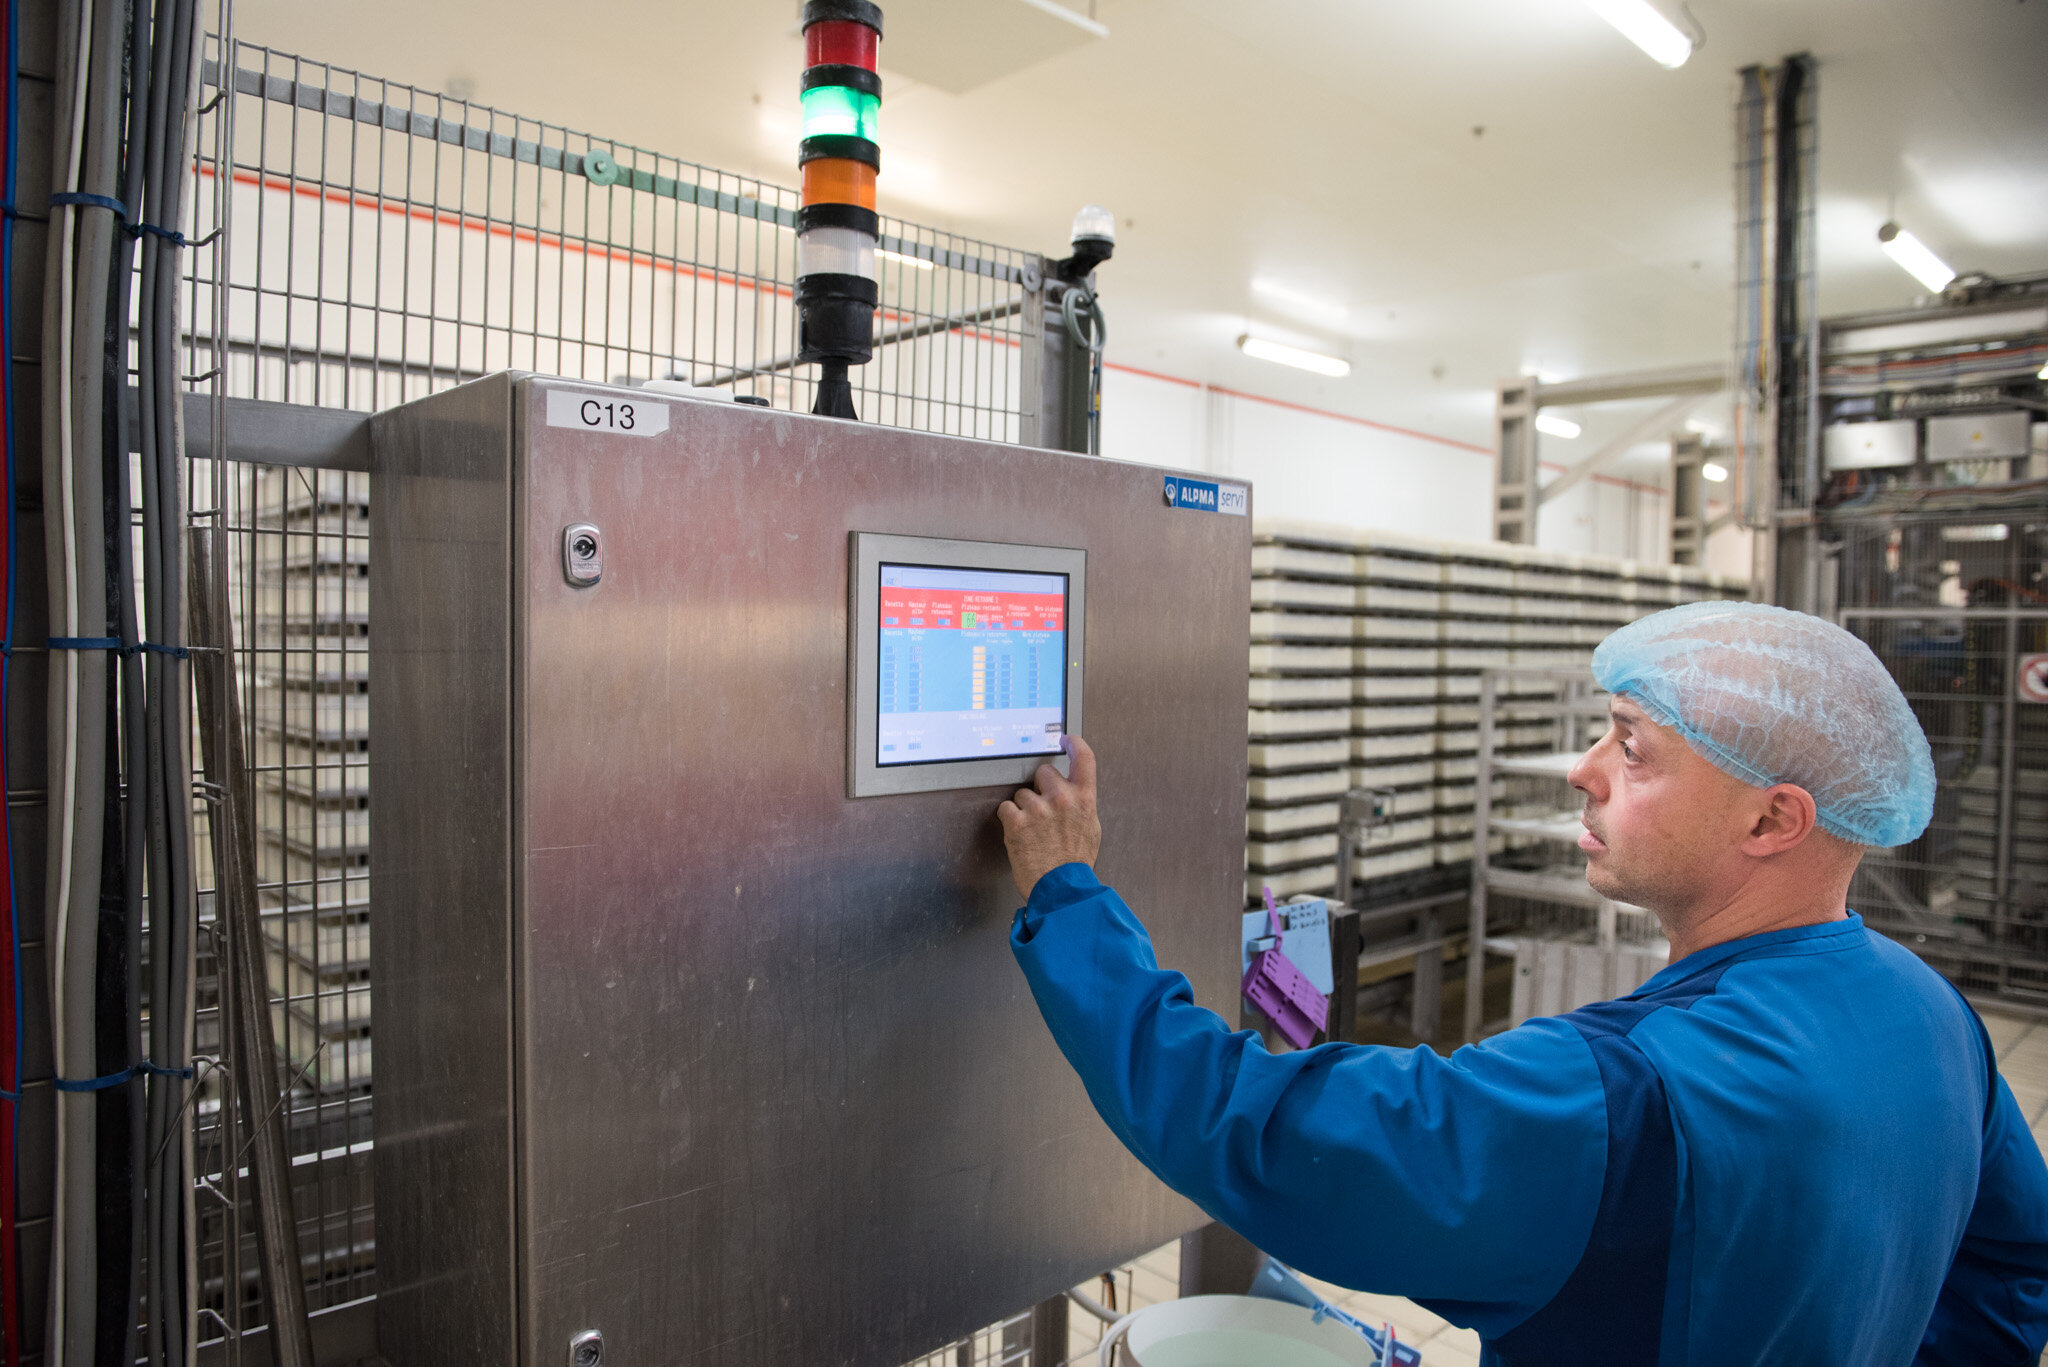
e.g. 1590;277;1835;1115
1243;889;1328;1049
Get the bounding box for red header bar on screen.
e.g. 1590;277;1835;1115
879;587;1064;631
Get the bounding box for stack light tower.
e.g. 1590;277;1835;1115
797;0;885;419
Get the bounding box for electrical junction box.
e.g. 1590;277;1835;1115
1822;418;1917;472
1924;410;2030;462
369;374;1251;1367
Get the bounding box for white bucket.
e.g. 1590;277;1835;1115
1107;1295;1380;1367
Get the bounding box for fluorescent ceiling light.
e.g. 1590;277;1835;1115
1877;223;1956;293
1583;0;1693;68
877;247;934;272
1701;461;1730;483
1238;334;1350;378
1535;412;1582;439
2037;359;2047;380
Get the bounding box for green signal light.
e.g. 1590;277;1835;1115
800;85;880;143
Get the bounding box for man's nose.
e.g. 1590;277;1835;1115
1568;740;1604;799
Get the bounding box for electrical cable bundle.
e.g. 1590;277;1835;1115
131;2;202;1359
37;0;200;1362
42;0;122;1357
0;0;21;1357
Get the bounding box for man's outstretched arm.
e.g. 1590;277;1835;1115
998;740;1612;1332
1918;1067;2048;1365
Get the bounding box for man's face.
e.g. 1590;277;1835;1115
1567;697;1759;916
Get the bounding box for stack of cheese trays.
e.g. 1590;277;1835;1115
1247;518;1750;906
250;466;376;1113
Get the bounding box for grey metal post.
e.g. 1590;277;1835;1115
1995;594;2020;995
1334;787;1370;907
1411;906;1444;1042
1028;1294;1070;1367
1038;277;1097;455
1327;907;1360;1045
1464;671;1500;1042
1019;265;1048;450
1179;1222;1265;1298
1670;433;1706;566
1493;378;1540;544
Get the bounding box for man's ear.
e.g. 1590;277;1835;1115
1744;783;1818;857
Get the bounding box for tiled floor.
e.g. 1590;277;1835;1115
1046;1003;2048;1366
1980;1005;2048;1151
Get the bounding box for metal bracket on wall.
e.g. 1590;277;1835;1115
1537;393;1710;507
125;388;373;471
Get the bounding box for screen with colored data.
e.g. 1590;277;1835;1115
876;564;1068;767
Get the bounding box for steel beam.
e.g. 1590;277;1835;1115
1534;362;1724;408
1537;394;1703;507
123;390;373;471
1492;377;1540;543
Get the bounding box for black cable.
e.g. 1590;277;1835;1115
137;5;197;1360
105;1;153;1359
134;6;177;1361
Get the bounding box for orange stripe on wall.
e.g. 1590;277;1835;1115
1105;361;1670;498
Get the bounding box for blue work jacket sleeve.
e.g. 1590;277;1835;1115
1010;863;1611;1333
1918;1071;2048;1366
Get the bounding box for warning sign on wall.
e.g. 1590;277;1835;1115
2021;654;2048;705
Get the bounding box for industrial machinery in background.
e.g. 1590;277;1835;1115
1806;274;2048;1007
1489;45;2048;1019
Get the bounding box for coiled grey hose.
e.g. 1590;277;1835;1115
1061;285;1106;456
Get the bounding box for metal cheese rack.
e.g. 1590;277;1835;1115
1246;519;1746;1041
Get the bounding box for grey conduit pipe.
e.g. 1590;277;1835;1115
139;2;203;1361
42;0;122;1359
36;0;87;1349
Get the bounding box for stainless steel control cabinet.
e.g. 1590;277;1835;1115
370;375;1251;1367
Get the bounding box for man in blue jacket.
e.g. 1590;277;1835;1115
1000;602;2048;1365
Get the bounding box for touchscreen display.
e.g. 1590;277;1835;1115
877;564;1067;766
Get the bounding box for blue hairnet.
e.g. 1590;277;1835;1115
1591;601;1935;848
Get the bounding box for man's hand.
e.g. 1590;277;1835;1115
997;736;1102;901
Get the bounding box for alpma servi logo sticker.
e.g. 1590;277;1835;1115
1163;475;1248;515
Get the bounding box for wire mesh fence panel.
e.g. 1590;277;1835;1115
190;43;1045;435
1833;512;2048;1004
178;33;1055;1353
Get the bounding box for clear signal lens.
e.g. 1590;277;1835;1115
799;225;876;279
1070;203;1116;244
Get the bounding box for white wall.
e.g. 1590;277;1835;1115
1099;364;1718;565
1534;469;1670;564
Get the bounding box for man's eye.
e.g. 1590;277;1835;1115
1621;742;1637;761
